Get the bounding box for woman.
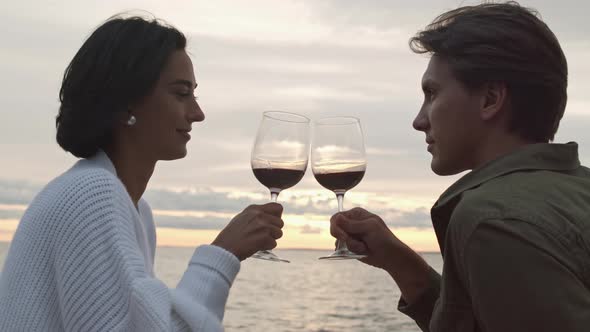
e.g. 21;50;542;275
0;15;284;331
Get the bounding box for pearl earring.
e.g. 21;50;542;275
127;115;137;126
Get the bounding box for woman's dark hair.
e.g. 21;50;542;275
56;14;186;158
410;1;568;142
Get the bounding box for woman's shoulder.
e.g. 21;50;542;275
55;160;124;196
29;160;128;217
16;161;133;246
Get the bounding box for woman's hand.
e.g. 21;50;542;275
212;203;284;261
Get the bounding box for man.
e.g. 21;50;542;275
331;2;590;331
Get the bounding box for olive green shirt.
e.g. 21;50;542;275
399;142;590;331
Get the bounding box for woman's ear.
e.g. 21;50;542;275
117;109;136;127
126;114;137;126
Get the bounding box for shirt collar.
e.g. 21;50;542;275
87;149;118;176
434;142;580;209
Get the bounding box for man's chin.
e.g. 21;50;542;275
431;159;464;176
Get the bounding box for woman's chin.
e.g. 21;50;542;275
159;147;188;161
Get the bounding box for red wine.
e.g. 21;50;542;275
253;168;305;190
314;171;365;192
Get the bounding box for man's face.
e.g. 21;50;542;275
412;56;486;175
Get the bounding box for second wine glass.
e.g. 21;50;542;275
251;111;310;263
311;116;367;260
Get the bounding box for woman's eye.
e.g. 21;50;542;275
175;91;198;101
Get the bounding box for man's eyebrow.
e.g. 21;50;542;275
169;79;197;89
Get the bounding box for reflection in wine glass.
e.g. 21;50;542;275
251;111;310;263
312;116;367;260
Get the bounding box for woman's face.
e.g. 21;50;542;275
126;50;205;161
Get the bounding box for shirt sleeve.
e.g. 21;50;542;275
397;266;441;332
462;219;590;332
54;176;240;331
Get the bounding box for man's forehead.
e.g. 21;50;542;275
421;65;436;85
422;56;449;83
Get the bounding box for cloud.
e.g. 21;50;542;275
145;187;339;216
304;0;447;33
305;0;590;44
0;177;437;230
2;0;589;240
299;224;323;234
0;210;25;220
0;179;40;205
143;188;254;213
146;188;436;230
382;207;431;228
153;214;230;230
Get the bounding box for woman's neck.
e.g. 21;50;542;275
104;146;156;208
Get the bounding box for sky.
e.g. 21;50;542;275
1;0;589;251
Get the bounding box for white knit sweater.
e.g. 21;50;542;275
0;151;240;331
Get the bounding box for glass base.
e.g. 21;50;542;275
318;248;367;260
252;250;290;263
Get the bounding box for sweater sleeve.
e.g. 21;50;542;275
53;171;240;331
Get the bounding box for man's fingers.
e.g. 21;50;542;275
337;215;374;236
262;238;277;250
268;225;283;239
330;214;348;240
346;237;368;255
258;213;284;229
330;212;376;238
330;225;348;240
341;207;372;219
261;202;283;217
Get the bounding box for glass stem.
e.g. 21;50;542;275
262;190;280;255
270;189;280;203
335;192;349;252
336;192;344;212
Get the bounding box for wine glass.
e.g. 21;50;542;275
311;116;367;260
251;111;310;263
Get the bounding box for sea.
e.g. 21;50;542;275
0;243;443;332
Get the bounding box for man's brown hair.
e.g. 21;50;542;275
410;1;568;142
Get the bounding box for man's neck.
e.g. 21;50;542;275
472;132;537;170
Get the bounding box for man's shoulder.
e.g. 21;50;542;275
458;167;590;213
449;168;590;244
452;172;539;222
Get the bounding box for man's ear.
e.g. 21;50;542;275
480;82;508;121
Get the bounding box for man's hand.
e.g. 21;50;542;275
331;207;400;270
331;207;433;304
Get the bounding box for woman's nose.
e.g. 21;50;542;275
189;101;205;123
